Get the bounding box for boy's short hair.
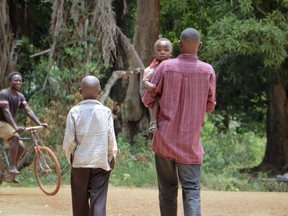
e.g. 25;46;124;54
7;71;22;83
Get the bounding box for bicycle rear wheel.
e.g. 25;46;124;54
0;158;5;185
33;146;61;196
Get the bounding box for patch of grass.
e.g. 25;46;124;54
110;133;157;187
201;172;288;192
3;123;287;192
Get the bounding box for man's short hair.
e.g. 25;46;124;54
7;71;22;83
180;28;201;42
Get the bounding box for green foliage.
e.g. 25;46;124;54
201;1;288;136
51;39;101;99
239;0;253;16
110;117;286;191
205;11;288;67
110;133;157;187
4;119;287;192
201;172;288;192
158;0;288;137
200;117;287;192
4;0;288;191
211;54;267;134
16;37;47;96
160;0;213;56
284;0;288;8
202;116;265;174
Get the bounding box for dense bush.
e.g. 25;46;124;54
108;117;287;191
110;134;157;187
11;115;287;192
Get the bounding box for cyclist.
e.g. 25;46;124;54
0;71;48;179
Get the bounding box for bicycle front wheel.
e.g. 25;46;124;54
33;146;61;196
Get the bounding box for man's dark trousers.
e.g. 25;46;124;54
155;155;201;216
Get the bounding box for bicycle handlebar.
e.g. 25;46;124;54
13;125;47;134
24;126;46;131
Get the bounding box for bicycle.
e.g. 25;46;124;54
0;126;61;196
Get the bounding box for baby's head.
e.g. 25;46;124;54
154;38;173;62
80;75;101;100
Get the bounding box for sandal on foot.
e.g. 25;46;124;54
149;122;157;133
7;169;19;175
12;178;21;184
8;169;20;175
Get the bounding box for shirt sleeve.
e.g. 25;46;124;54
108;111;117;160
206;67;217;113
62;110;77;164
0;92;9;108
141;63;164;108
18;94;27;109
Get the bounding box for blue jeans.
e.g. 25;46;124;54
155;155;201;216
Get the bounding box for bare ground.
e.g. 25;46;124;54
0;185;287;216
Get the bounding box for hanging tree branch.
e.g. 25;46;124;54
99;67;143;104
48;0;145;103
43;0;65;90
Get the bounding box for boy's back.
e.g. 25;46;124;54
62;75;117;216
67;99;116;170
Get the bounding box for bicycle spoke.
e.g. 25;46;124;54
33;147;61;196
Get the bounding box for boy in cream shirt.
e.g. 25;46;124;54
63;75;117;216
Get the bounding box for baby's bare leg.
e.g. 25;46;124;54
149;101;159;132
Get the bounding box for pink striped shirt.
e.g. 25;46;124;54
142;54;216;164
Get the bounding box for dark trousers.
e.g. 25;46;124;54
71;167;111;216
155;155;201;216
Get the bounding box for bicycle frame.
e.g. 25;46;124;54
0;140;10;169
0;126;61;195
17;128;43;169
0;131;37;182
0;139;16;182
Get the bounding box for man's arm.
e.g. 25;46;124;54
206;68;217;113
2;106;24;132
22;102;46;126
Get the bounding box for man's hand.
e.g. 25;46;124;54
40;123;49;129
15;126;25;133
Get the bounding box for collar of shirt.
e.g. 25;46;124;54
77;99;102;106
178;53;198;61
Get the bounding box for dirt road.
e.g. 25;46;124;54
0;185;287;216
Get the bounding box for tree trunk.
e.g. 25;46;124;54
121;0;160;143
260;82;288;173
0;0;17;88
133;0;160;67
